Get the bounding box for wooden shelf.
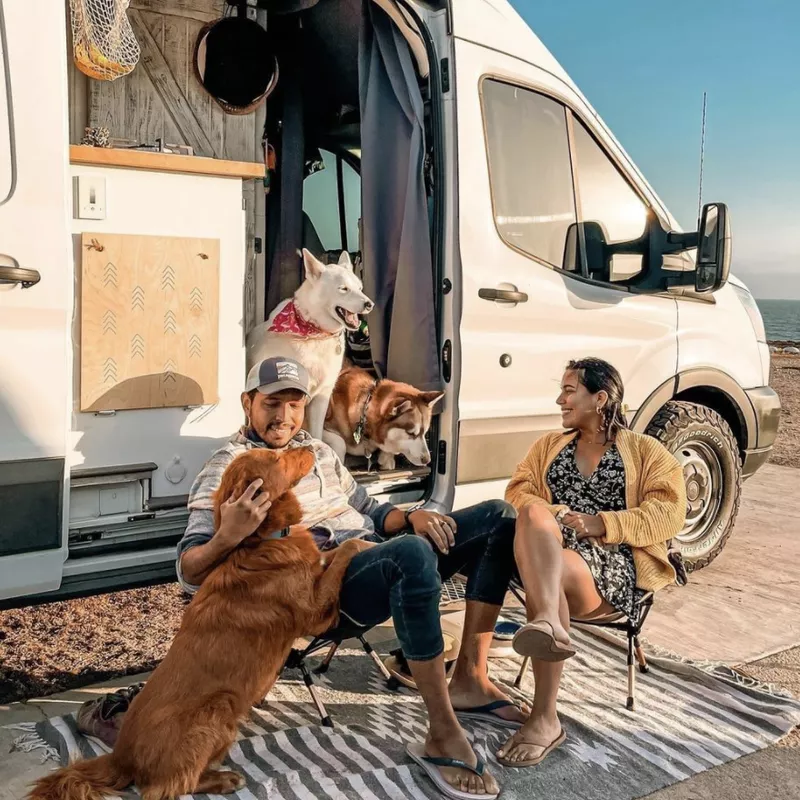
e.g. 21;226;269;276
69;145;265;180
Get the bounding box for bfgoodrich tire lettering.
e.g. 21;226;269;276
645;401;742;571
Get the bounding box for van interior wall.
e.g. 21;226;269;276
66;0;266;334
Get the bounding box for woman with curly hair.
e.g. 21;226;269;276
497;357;686;768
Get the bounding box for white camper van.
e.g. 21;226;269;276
0;0;780;606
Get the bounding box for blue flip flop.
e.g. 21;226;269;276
406;742;499;800
455;699;524;730
493;619;522;641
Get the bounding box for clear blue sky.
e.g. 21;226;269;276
509;0;800;299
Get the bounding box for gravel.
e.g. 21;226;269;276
0;585;186;704
1;352;799;705
769;353;800;470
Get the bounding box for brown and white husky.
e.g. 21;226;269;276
323;366;444;471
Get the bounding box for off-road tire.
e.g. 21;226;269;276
645;401;742;571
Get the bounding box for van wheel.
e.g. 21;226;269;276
645;401;742;571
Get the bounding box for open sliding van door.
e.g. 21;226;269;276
0;0;72;600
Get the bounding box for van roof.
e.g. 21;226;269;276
450;0;577;93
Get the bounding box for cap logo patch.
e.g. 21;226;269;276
276;361;300;381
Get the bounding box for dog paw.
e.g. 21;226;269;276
352;539;376;552
342;538;374;554
377;451;396;470
220;771;247;792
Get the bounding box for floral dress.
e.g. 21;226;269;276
546;439;645;618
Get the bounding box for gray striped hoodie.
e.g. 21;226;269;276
175;428;393;593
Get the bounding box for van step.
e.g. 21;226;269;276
69;509;188;556
348;464;430;486
70;462;156;488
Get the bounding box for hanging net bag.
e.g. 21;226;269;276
69;0;140;81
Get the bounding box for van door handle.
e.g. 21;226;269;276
0;263;41;288
478;287;528;304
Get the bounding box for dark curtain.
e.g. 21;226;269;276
265;16;306;313
359;1;441;391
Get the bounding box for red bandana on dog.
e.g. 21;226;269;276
267;301;337;339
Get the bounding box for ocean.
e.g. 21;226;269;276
755;299;800;342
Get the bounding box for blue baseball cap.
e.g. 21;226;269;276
245;357;310;396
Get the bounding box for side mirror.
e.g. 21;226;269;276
695;202;731;293
563;221;608;278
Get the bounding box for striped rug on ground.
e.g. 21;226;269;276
11;626;800;800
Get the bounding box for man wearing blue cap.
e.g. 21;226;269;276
85;356;519;798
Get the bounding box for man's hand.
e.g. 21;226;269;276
562;511;605;543
217;479;272;546
408;510;457;554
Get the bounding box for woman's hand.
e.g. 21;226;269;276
562;511;605;542
408;510;457;554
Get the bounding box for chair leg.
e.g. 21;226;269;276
299;661;334;728
634;635;649;674
514;656;530;689
314;642;339;675
359;635;393;681
626;632;635;711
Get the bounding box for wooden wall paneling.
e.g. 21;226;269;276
80;232;220;412
186;17;217;147
67;51;90;142
89;56;127;135
160;12;194;146
131;12;166;146
130;0;223;23
128;9;219;158
74;0;261;165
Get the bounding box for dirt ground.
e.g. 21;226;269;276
1;353;799;704
0;585;186;704
770;353;800;469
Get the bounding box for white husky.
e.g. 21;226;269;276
246;249;374;439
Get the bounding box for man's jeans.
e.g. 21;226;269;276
336;500;517;661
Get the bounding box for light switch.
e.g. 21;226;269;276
76;175;107;220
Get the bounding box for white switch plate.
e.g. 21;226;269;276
76;175;107;220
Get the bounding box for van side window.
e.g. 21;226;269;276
482;80;577;269
0;4;13;204
302;149;361;256
573;119;648;281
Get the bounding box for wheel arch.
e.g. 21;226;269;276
631;369;755;458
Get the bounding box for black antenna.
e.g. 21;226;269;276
697;91;707;225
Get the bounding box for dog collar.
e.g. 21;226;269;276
353;383;377;446
264;527;291;540
267;301;339;340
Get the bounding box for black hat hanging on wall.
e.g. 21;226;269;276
194;14;279;115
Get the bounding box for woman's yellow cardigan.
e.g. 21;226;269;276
505;428;687;592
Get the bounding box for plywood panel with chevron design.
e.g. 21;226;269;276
80;232;220;411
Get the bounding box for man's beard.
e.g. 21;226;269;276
263;422;295;444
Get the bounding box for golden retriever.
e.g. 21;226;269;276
28;447;369;800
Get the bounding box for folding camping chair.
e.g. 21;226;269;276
281;621;393;728
509;581;655;711
280;576;470;726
